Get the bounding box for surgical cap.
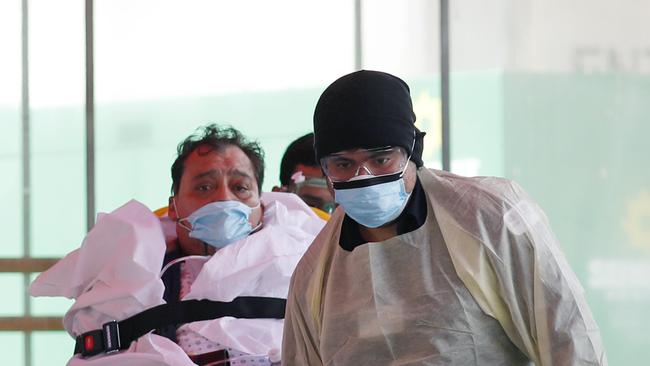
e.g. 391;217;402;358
313;70;424;167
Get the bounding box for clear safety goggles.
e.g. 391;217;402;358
289;172;337;214
320;146;409;182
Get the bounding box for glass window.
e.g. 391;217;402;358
450;0;650;363
363;0;439;77
0;0;22;258
32;332;72;366
0;332;24;365
0;146;22;258
363;0;442;168
94;0;355;213
29;0;86;257
0;274;24;316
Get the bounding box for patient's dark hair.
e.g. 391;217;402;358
171;124;265;195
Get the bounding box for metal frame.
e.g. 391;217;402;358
21;0;33;364
440;0;451;171
85;0;96;231
354;0;363;70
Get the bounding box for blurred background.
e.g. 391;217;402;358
1;0;648;364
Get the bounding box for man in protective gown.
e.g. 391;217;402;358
281;70;607;365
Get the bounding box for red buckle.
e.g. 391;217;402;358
76;329;104;357
84;334;95;351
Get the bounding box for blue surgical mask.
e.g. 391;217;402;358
177;200;261;249
333;172;411;228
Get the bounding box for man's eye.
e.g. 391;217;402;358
235;185;250;193
335;161;352;170
375;157;391;165
197;184;213;192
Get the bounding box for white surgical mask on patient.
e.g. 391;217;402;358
177;200;261;248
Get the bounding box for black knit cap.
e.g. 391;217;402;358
313;70;424;167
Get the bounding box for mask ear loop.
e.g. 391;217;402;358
249;200;264;234
172;197;193;232
171;197;207;253
159;255;210;278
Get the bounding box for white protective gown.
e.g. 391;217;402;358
282;168;607;365
30;192;325;365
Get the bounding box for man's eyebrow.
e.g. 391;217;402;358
190;168;253;181
192;169;221;181
331;155;355;161
228;169;253;180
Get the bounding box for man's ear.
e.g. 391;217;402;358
168;196;178;221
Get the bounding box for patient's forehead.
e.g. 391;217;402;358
187;144;252;168
180;145;256;186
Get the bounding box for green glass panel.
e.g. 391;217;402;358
29;0;86;257
0;332;24;365
0;274;24;316
0;0;22;258
32;331;73;366
502;74;650;364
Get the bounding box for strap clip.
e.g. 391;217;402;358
102;320;121;354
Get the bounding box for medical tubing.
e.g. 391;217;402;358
159;255;209;278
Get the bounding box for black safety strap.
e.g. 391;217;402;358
73;296;286;358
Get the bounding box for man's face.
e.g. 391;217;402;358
168;144;263;255
289;164;335;214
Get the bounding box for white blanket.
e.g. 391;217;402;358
31;192;325;365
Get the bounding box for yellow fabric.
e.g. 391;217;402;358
153;206;169;217
435;204;539;364
285;207;344;365
425;168;605;365
310;207;331;221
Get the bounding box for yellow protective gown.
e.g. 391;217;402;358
282;168;606;365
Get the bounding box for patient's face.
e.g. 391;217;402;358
168;144;262;255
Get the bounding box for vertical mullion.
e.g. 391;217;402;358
21;0;32;364
440;0;450;171
21;0;30;260
22;0;33;363
85;0;95;231
354;0;362;70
